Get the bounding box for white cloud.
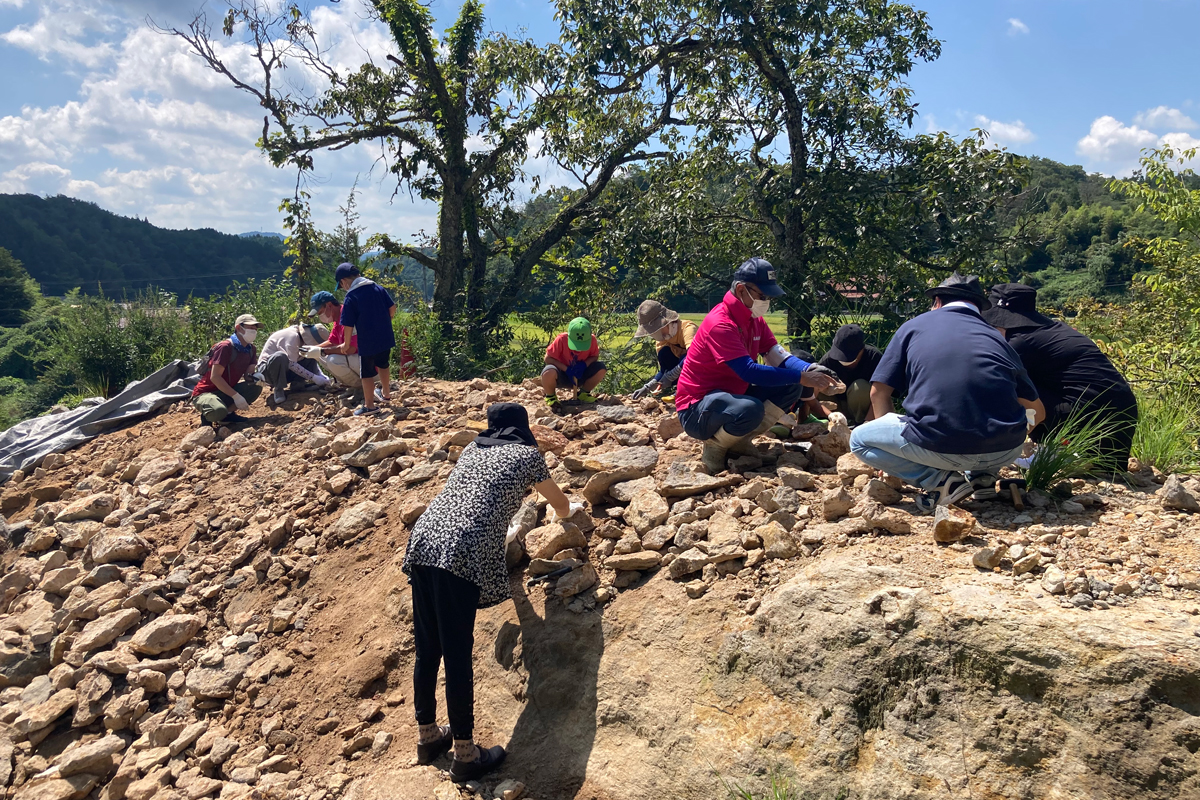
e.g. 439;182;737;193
1133;105;1197;131
1077;116;1158;164
1075;115;1200;176
1007;18;1029;36
0;0;439;236
973;115;1035;146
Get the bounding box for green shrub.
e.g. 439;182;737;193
1022;409;1133;491
1132;391;1200;474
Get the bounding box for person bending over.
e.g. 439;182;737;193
401;403;578;782
542;317;606;407
673;257;837;474
191;314;264;427
983;283;1138;475
816;323;883;426
631;300;697;400
849;273;1045;512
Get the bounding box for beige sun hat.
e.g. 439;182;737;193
634;299;680;338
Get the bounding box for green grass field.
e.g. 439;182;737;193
510;312;791;346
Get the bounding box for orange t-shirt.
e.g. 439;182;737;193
546;332;599;366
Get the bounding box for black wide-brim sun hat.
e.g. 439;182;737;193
476;402;539;449
923;272;991;310
981;283;1055;329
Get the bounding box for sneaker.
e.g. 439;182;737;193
353;405;380;417
272;389;287;405
913;473;972;514
969;473;999;500
374;387;391;404
577;391;598;403
544;395;560;408
449;745;506;783
415;726;452;765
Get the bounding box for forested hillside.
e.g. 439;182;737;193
0;194;288;297
994;157;1172;304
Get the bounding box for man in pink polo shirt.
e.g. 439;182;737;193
676;258;838;473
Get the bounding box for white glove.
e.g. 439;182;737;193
505;517;523;546
549;502;585;523
314;374;332;386
301;345;323;359
232;393;250;411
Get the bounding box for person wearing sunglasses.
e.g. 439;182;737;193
674;258;839;473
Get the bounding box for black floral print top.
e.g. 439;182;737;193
402;441;551;608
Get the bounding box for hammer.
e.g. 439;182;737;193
526;562;580;587
998;477;1027;511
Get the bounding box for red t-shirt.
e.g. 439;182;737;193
545;332;599;366
327;318;358;353
193;339;257;397
674;292;777;411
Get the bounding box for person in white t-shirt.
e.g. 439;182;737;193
256;324;332;404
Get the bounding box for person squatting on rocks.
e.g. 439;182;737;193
401;403;579;782
631;300;697;400
256;322;333;404
850;273;1046;512
305;290;361;389
542;316;606;408
816;323;883;426
334;262;397;416
982;283;1139;474
674;257;839;474
191;314;264;426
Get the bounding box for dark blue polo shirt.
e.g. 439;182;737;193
340;280;396;357
872;305;1038;455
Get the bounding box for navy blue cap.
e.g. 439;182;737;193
733;257;784;297
308;290;337;316
334;262;359;283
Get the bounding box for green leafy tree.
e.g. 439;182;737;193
0;247;42;327
1082;146;1200;394
165;0;687;367
561;0;1025;344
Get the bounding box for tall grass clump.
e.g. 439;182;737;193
1132;391;1200;474
1022;409;1133;491
715;767;811;800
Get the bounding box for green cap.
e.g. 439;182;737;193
567;317;592;352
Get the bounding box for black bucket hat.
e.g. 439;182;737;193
982;283;1054;330
476;403;538;449
924;272;991;310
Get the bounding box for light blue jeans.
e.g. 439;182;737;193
849;414;1024;491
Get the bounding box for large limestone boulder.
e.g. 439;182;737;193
133;455;184;486
88;530;150;565
623;490;669;535
525;523;587;561
330;501;383;542
57;494;115;523
130;614;204;655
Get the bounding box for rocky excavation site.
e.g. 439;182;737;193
0;378;1198;800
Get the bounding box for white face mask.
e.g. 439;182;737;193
318;312;332;325
750;298;771;318
239;327;257;344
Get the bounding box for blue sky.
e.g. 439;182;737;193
2;0;1198;238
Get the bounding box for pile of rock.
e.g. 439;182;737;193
0;374;1197;800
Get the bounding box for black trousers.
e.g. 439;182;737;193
410;564;480;740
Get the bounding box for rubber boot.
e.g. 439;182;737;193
728;401;787;457
701;427;745;474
